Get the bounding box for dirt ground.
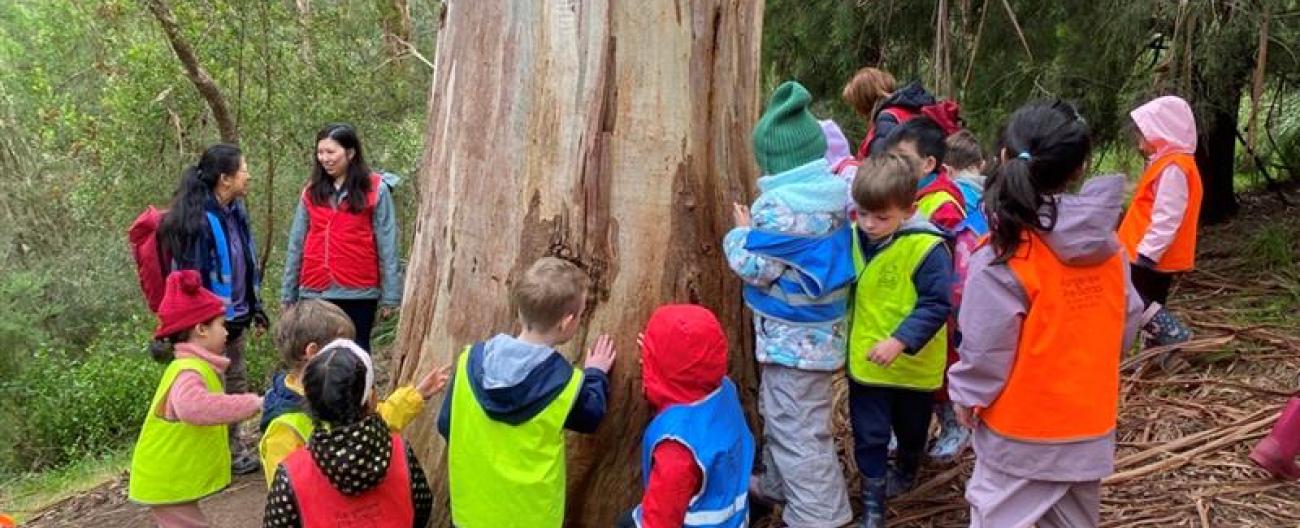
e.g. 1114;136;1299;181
21;473;264;527
21;189;1300;527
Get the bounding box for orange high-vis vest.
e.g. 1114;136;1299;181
1117;153;1203;272
979;232;1128;442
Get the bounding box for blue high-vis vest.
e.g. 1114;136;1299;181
634;378;754;528
203;212;236;318
741;224;855;324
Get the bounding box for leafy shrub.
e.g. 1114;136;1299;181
0;315;279;475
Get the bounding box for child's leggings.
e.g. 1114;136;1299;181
965;459;1100;528
150;502;208;528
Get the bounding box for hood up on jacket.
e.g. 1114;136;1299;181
641;304;729;411
1131;96;1197;160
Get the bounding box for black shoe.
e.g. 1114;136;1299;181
231;451;261;475
859;477;886;528
886;451;921;498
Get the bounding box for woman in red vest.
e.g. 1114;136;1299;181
280;124;402;352
948;101;1143;527
263;339;436;527
1117;96;1203;351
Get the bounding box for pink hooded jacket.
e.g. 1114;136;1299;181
1130;96;1198;263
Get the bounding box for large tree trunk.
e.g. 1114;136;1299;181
391;2;764;526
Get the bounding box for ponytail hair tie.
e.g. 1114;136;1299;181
1018;152;1032;161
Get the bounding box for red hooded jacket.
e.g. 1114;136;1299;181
638;304;730;528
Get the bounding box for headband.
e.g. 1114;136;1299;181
321;338;375;405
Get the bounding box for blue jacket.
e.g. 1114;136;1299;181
723;159;853;371
635;379;754;528
436;334;609;438
741;224;855;324
259;371;305;432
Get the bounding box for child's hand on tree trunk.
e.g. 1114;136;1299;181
732;203;752;228
584;334;617;374
416;364;452;400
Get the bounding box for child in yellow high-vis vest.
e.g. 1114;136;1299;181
846;153;954;528
128;270;263;527
257;299;448;486
437;257;617;528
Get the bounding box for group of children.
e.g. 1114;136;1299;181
726;71;1224;528
124;65;1300;528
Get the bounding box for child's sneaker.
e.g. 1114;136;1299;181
928;404;970;463
885;451;921;498
859;477;886;528
1142;304;1193;348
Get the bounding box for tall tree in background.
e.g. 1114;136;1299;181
764;0;1299;224
389;1;764;525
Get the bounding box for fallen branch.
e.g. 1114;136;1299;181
1105;411;1277;485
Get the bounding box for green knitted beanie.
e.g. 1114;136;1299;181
752;81;827;175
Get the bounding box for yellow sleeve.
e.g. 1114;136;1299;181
377;385;427;431
260;423;306;487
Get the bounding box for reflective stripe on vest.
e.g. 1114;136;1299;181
128;357;230;505
633;379;754;528
848;228;948;390
300;173;382;290
1117;153;1203;272
448;346;584;528
283;433;413;528
917;190;964;222
981;231;1127;442
203;212;236;318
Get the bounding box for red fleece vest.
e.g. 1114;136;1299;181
283;433;413;528
300;173;382;290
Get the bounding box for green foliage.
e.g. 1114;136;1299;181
1245;224;1298;272
0;317;279;476
0;318;160;474
0;0;439;477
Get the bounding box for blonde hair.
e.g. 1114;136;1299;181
853;153;920;212
512;257;589;331
842;67;897;118
276;299;356;368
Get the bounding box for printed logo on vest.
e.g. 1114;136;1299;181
1060;274;1106;311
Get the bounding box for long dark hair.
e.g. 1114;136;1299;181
158;144;243;260
302;344;370;426
985;100;1091;263
309;123;373;211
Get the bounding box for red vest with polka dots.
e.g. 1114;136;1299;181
282;433;413;528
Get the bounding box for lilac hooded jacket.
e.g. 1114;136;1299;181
947;174;1144;481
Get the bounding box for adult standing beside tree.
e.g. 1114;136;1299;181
156;143;269;476
281;124;402;353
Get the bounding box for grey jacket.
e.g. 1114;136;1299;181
280;175;403;307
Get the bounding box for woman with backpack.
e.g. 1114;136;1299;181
280;124;402;353
156;143;269;476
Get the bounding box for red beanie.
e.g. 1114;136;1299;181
154;270;227;339
641;304;729;410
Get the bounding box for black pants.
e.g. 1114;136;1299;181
328;298;379;352
1131;264;1174;307
848;382;934;479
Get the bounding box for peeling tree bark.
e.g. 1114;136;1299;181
390;1;764;526
145;0;239;144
